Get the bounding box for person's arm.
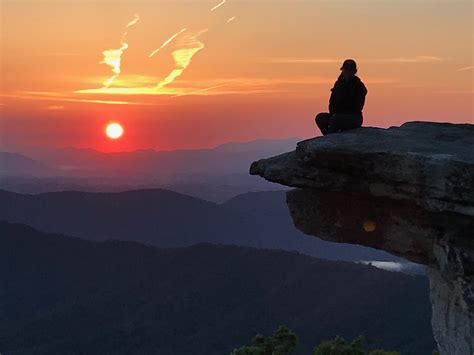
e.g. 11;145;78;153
328;82;338;113
353;82;368;112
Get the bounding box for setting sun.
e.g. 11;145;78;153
105;122;124;139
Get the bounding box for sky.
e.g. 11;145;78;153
1;0;473;152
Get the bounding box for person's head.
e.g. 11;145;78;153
340;59;357;79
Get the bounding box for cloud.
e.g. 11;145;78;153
170;84;228;98
3;91;157;105
80;7;237;98
45;105;65;110
149;28;187;58
154;29;208;90
264;56;447;64
44;52;84;57
388;56;445;63
265;58;342;64
80;74;161;87
75;85;280;96
74;75;399;97
436;89;474;94
75;9;400;99
457;65;474;71
100;14;140;88
124;13;140;29
76;87;182;95
210;0;226;11
82;23;208;96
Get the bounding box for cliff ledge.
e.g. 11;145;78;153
250;121;473;355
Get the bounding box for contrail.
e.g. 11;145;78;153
155;29;207;90
125;14;140;29
210;0;226;11
171;84;227;98
149;28;187;58
100;14;140;88
226;16;236;24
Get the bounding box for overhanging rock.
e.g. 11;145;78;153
249;121;474;355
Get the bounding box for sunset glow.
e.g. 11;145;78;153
1;0;472;152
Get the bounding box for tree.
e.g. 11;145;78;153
313;336;365;355
313;336;399;355
231;326;298;355
232;327;401;355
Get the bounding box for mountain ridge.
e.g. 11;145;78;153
0;222;435;355
0;188;400;263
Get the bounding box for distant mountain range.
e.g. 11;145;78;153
2;137;301;177
0;223;435;355
0;138;300;202
0;152;57;177
0;188;404;264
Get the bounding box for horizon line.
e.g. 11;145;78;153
0;136;304;156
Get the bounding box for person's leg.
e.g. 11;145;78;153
327;113;362;134
315;112;332;135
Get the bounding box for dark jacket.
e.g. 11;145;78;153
329;74;368;115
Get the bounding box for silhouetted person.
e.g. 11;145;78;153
315;59;368;135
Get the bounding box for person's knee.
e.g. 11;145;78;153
330;113;362;132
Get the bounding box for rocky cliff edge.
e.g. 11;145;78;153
250;121;473;355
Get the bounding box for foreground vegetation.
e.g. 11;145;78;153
232;326;434;355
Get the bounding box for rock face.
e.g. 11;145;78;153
249;122;474;355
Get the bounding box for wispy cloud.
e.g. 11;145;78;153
265;58;342;64
457;65;474;71
3;91;156;105
76;87;183;95
149;28;187;58
388;56;445;63
81;17;208;97
78;8;408;99
5;73;399;102
75;75;399;97
75;85;280;96
124;14;140;30
100;14;140;88
171;84;228;98
154;29;208;90
210;0;226;11
436;89;474;95
264;56;447;64
44;52;84;57
80;75;162;87
45;105;65;110
199;76;398;86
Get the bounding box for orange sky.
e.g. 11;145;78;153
1;0;472;152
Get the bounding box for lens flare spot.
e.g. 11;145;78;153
363;220;377;233
105;122;124;139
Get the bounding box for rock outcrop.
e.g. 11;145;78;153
249;121;473;355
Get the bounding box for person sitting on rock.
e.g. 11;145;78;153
315;59;368;135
